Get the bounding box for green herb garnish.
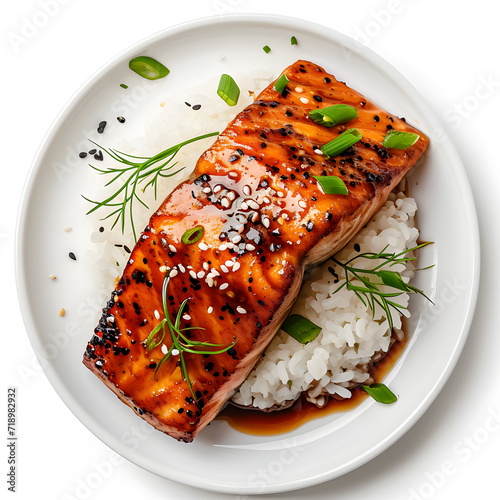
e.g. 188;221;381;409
313;175;348;195
217;74;240;106
321;128;362;158
291;36;298;45
383;130;420;149
120;83;128;89
330;242;433;332
274;73;289;94
309;104;358;127
281;314;322;344
181;226;204;245
144;272;237;403
129;56;170;80
361;383;397;404
83;132;219;241
263;45;271;53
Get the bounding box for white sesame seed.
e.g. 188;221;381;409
159;265;167;273
233;262;241;271
243;185;252;196
178;263;186;273
49;274;57;280
221;265;229;273
202;186;212;194
107;315;114;323
219;243;227;251
298;200;307;209
251;212;259;223
231;235;241;244
207;306;213;314
170;269;178;278
300;97;309;104
245;243;256;251
314;148;324;155
228;171;238;179
237;224;246;234
213;184;222;193
64;226;72;232
182;314;191;321
203;262;209;270
154;309;160;320
221;198;230;208
236;306;247;314
262;216;270;228
168;244;177;253
227;191;236;201
225;260;234;267
211;269;220;277
198;242;209;251
172;349;180;356
161;344;168;354
206;277;214;287
189;270;197;279
241;201;249;210
197;271;205;279
295;86;303;93
277;191;285;198
248;200;260;210
263;197;271;204
219;283;229;290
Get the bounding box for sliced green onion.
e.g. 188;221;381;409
120;83;128;89
263;45;271;53
291;36;298;45
129;56;170;80
281;314;321;344
181;226;204;245
217;74;240;106
376;270;409;291
321;128;362;158
313;175;348;195
309;104;358;127
274;73;289;94
383;130;420;149
361;383;398;404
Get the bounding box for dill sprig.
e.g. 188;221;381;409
330;242;433;332
83;131;219;241
144;271;236;404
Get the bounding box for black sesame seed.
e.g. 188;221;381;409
69;252;76;261
177;408;184;414
79;152;87;158
313;95;322;102
94;150;103;161
374;115;380;122
228;155;239;163
261;142;267;148
354;243;361;252
88;149;97;155
99;226;104;232
306;221;314;232
350;181;356;187
192;104;201;110
117;116;125;123
285;110;293;117
148;362;157;369
97;121;107;134
324;77;331;83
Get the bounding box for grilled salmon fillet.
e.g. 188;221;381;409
83;60;429;442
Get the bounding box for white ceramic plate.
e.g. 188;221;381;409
16;15;479;494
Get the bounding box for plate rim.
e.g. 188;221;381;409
15;13;480;494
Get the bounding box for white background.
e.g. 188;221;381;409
2;1;499;499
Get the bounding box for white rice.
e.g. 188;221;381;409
84;73;420;411
232;188;419;410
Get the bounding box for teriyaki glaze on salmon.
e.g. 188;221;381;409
83;60;429;442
